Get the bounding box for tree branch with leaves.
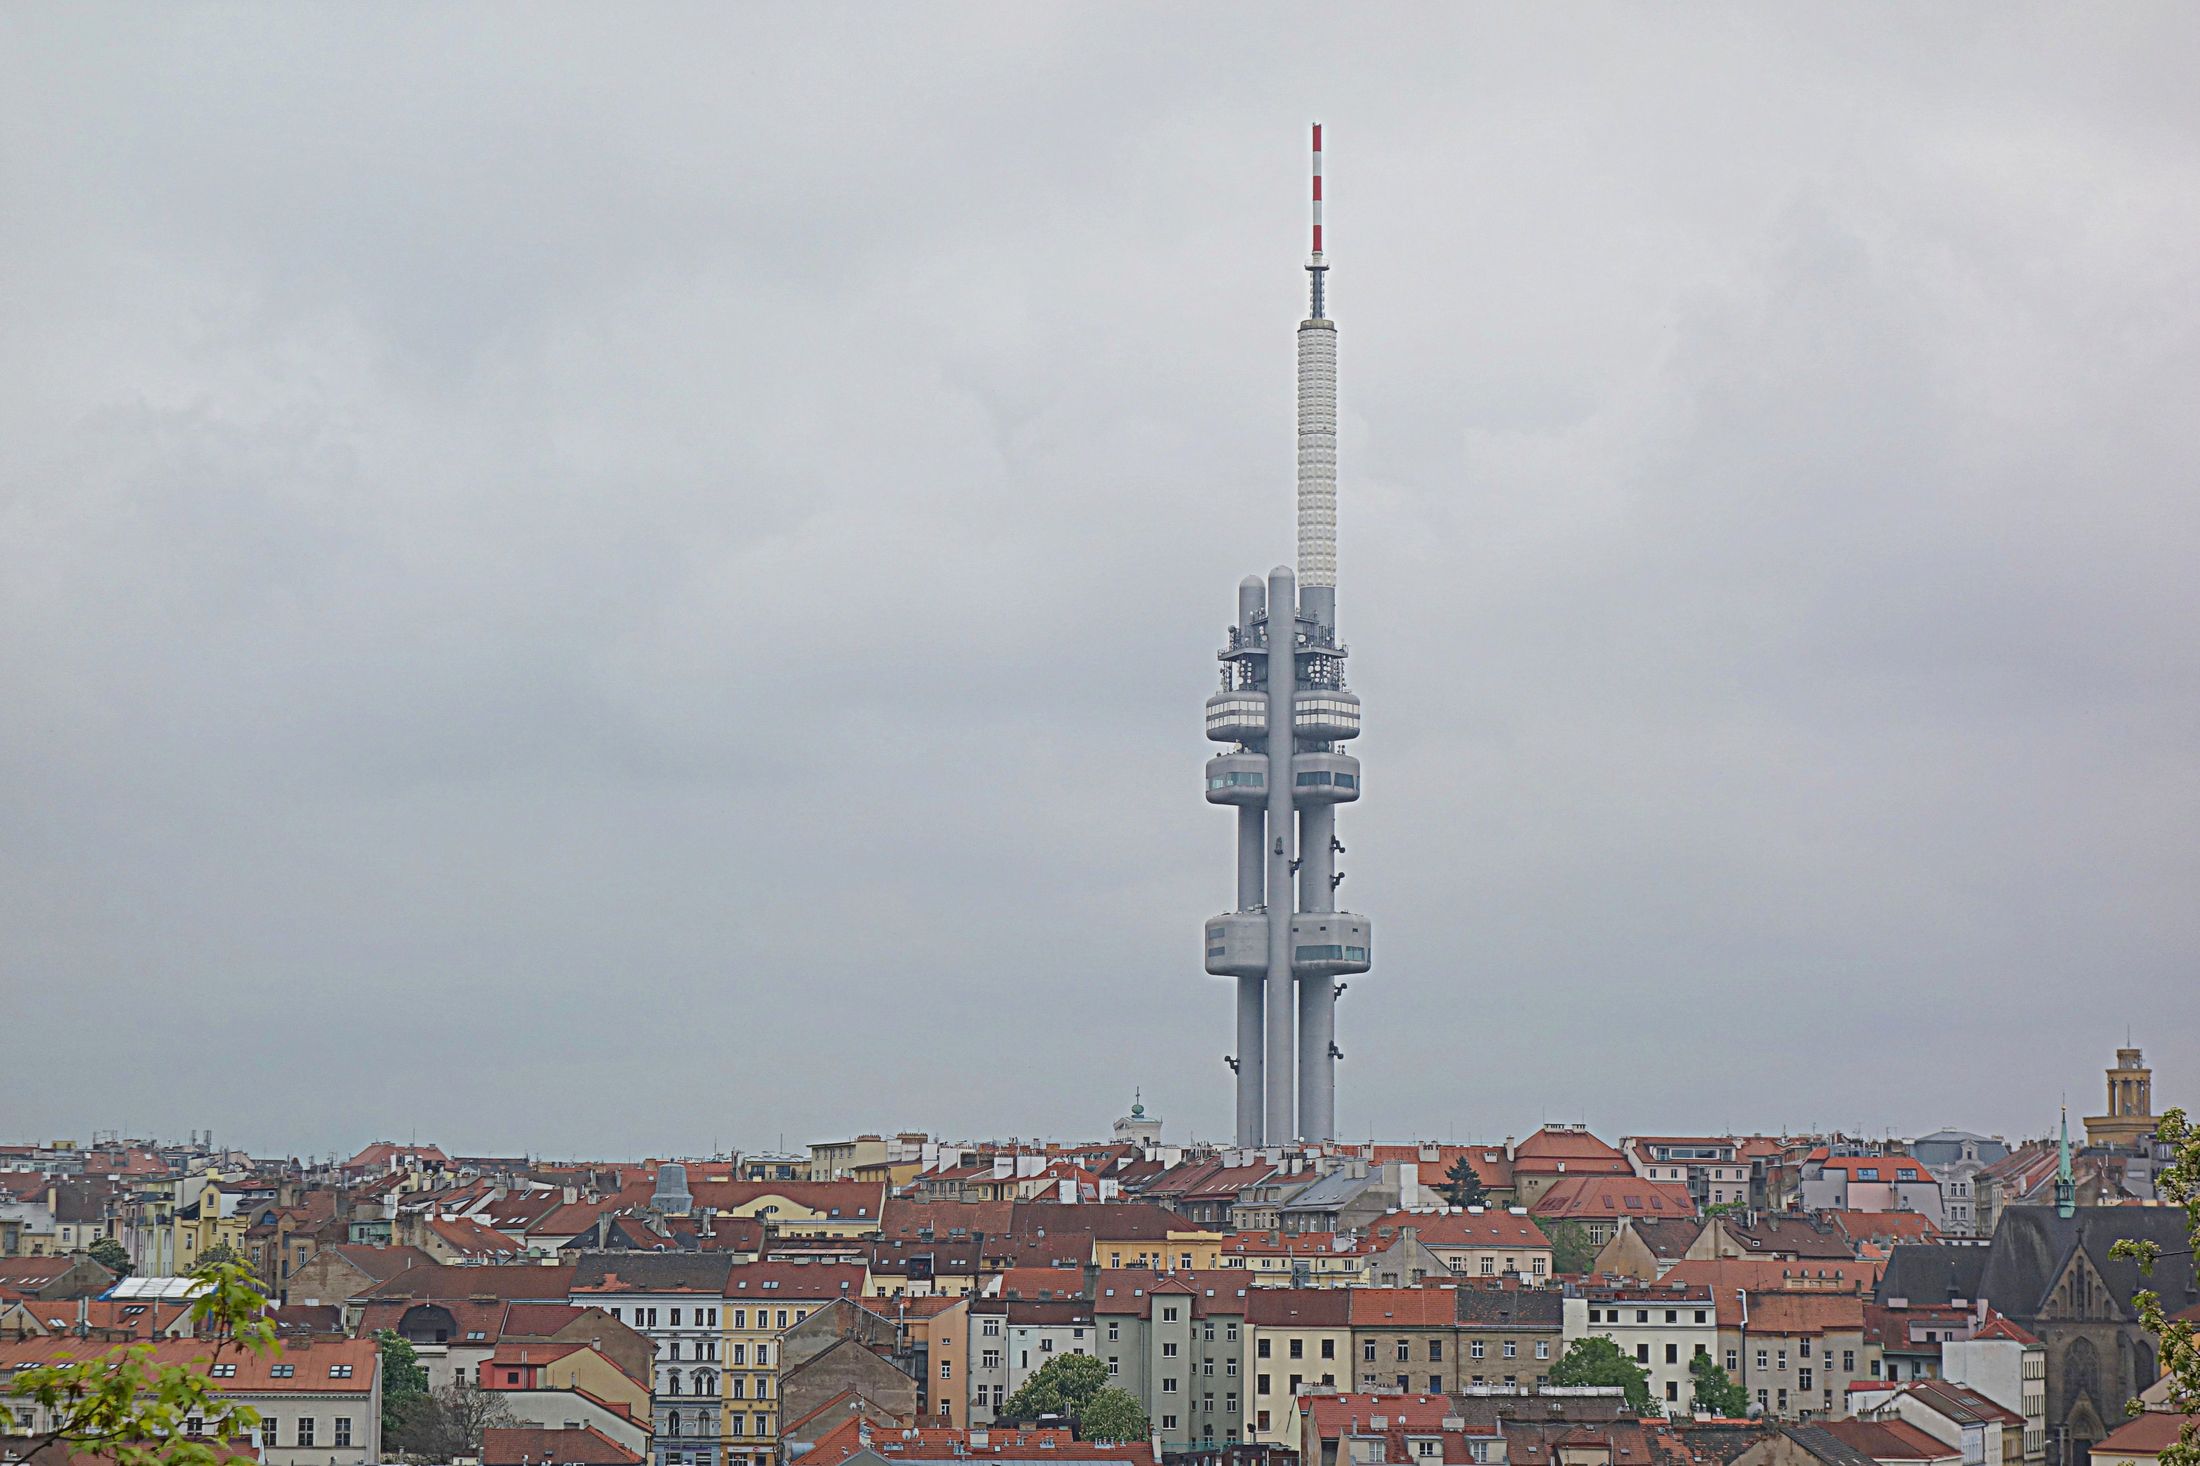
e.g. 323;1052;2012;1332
2108;1106;2197;1466
4;1259;278;1466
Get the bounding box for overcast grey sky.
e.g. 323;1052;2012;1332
3;5;2195;1162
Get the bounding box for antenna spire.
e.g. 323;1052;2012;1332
1308;123;1327;318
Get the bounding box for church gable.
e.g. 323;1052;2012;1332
2045;1246;2125;1324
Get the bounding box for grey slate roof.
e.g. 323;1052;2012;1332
1780;1425;1880;1466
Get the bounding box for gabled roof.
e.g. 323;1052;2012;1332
2094;1412;2199;1458
723;1260;869;1299
1345;1287;1459;1328
569;1253;733;1295
366;1262;576;1301
429;1215;525;1257
1366;1209;1548;1249
1968;1312;2040;1345
1530;1175;1695;1221
1895;1380;2024;1427
481;1425;644;1466
0;1337;378;1393
1817;1419;1959;1463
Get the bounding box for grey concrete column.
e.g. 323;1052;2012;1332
1263;563;1298;1144
1297;802;1336;1144
1235;807;1266;1147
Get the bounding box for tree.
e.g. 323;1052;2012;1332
1440;1158;1489;1210
388;1380;519;1460
195;1242;241;1269
375;1331;429;1439
2109;1105;2197;1466
999;1353;1110;1422
86;1238;133;1278
1074;1388;1150;1443
1538;1219;1599;1276
2;1258;278;1466
1688;1351;1751;1418
1549;1336;1653;1416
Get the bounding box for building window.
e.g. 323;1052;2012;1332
1726;1350;1738;1372
1108;1322;1121;1342
1258;1374;1272;1396
335;1419;352;1448
1503;1342;1517;1360
1536;1341;1550;1360
298;1419;316;1448
1363;1342;1377;1362
1163;1378;1178;1394
1471;1341;1485;1360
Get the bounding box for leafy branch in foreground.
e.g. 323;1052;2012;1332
2107;1106;2196;1466
4;1259;279;1466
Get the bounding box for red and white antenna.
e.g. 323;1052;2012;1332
1311;122;1325;258
1307;122;1328;318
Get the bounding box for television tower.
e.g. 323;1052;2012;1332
1205;124;1371;1148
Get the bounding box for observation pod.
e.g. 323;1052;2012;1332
1204;751;1269;806
1294;690;1362;741
1289;913;1373;978
1290;751;1360;805
1203;912;1268;978
1205;690;1267;743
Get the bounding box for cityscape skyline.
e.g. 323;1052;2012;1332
3;9;2197;1157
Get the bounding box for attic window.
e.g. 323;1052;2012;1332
270;1365;295;1378
329;1364;353;1378
467;1331;487;1340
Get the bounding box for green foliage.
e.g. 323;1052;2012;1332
195;1242;241;1269
1075;1388;1151;1443
2109;1106;2197;1466
1549;1335;1654;1415
1702;1201;1747;1219
86;1238;134;1278
1440;1158;1489;1210
1537;1219;1599;1276
1688;1351;1751;1417
999;1352;1110;1422
3;1258;278;1466
375;1330;429;1437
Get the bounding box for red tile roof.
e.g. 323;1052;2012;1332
1530;1176;1696;1221
1366;1209;1549;1249
0;1337;378;1393
1819;1419;1961;1462
2094;1412;2199;1458
723;1261;869;1299
428;1215;524;1257
802;1418;1157;1466
1346;1287;1462;1328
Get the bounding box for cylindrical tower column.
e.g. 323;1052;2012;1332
1263;563;1298;1145
1234;574;1268;1148
1297;800;1337;1144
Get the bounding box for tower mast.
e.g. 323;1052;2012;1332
1202;125;1370;1150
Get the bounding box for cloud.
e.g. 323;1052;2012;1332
2;5;2195;1156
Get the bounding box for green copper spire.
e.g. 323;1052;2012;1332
2055;1103;2076;1218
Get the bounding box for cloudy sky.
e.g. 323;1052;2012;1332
3;6;2195;1162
